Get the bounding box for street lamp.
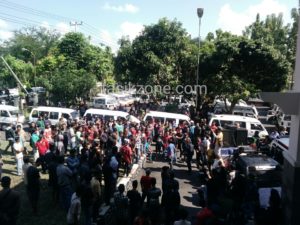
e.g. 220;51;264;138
196;8;204;109
22;47;36;87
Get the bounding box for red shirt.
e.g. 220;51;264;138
140;175;152;192
36;138;49;156
196;207;214;225
121;145;132;164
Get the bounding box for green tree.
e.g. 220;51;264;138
200;32;290;112
49;62;96;106
0;55;33;89
115;18;198;90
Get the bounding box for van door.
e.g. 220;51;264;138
49;111;59;124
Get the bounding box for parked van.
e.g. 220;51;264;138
0;105;25;129
208;114;268;137
143;111;190;126
29;106;79;125
84;109;140;123
93;95;119;110
214;103;258;118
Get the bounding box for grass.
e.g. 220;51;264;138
0;140;67;225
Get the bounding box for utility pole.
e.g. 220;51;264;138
69;21;83;32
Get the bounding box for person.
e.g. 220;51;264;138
265;189;283;225
4;124;15;153
183;137;194;174
56;155;73;211
120;139;132;177
113;184;129;225
140;169;152;203
90;171;101;222
36;134;49;173
127;180;142;224
147;177;162;225
133;208;152;225
67;185;82;225
26;163;40;214
211;127;223;158
174;208;191;225
30;128;40;162
0;154;3;179
13;136;24;176
167;139;176;170
0;176;21;225
22;157;32;186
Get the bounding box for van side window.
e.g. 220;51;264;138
31;110;38;118
49;112;59;120
62;113;70;119
211;119;220;126
0;110;9;117
154;117;165;123
145;116;153;122
251;123;263;131
105;115;114;121
179;120;187;125
235;121;246;128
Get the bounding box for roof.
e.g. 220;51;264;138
239;155;279;168
0;105;19;111
146;111;190;120
85;108;128;117
32;106;77;113
210;114;261;123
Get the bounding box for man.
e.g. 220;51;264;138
120;139;132;177
36;134;49;173
147;178;162;224
4;124;15;153
13;136;24;176
0;176;21;225
26;163;40;214
56;155;73;211
127;180;142;224
22;157;32;187
211;127;223;158
183;137;194;174
113;184;129;225
140;169;152;203
67;185;82;225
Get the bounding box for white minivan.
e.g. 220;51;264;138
29;106;79;125
93;95;119;110
208;114;268;138
143;111;190;126
84;108;140;123
0;105;25;129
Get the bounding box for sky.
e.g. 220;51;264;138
0;0;296;52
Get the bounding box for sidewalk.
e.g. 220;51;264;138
97;155;146;225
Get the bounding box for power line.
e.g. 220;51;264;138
0;0;119;48
69;21;82;32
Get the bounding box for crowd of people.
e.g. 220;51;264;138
0;102;284;225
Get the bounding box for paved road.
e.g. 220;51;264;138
134;154;202;225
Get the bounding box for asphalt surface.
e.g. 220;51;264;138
134;153;202;225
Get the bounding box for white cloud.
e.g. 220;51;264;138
103;3;139;13
0;19;12;40
0;30;13;40
40;21;50;30
218;0;288;35
56;22;71;35
116;21;144;41
0;19;8;29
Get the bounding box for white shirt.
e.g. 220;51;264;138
67;193;81;224
14;142;23;159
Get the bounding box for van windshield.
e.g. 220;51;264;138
10;110;19;117
95;99;105;104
